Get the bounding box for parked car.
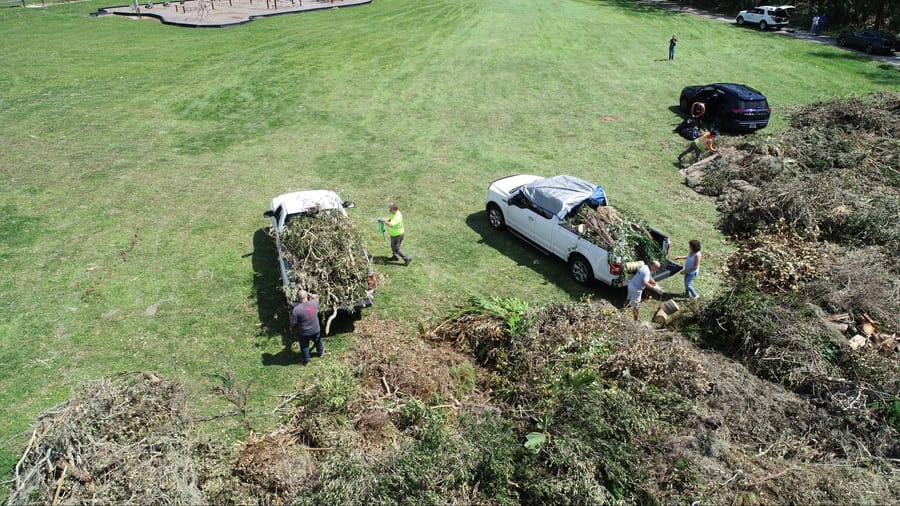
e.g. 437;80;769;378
735;5;794;30
837;29;899;54
485;174;681;287
679;83;771;133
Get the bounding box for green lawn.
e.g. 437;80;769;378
1;0;896;491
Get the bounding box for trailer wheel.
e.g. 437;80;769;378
569;255;593;285
487;203;506;231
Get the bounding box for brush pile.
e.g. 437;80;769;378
567;205;667;264
682;92;899;327
280;210;371;309
8;372;206;505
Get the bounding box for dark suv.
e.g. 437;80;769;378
678;83;771;132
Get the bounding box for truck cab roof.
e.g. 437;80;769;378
270;190;347;217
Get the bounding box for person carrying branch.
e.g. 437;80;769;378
625;261;662;321
289;289;323;365
378;203;412;266
678;130;718;165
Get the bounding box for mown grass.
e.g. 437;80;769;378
0;0;896;493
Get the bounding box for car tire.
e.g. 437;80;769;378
837;37;846;47
759;20;768;30
569;255;593;285
865;44;874;54
736;16;744;25
487;203;506;231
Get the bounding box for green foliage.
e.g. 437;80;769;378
396;398;431;431
296;362;356;412
468;295;530;337
694;281;839;387
448;362;476;397
301;412;521;505
608;220;667;265
524;432;547;453
874;397;900;431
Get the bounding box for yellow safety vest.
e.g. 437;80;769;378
694;134;714;152
387;211;404;236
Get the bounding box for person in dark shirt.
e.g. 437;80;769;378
289;289;323;365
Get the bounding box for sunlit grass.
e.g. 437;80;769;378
0;0;896;493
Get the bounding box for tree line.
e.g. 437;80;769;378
682;0;897;32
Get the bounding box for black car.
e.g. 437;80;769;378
678;83;770;133
837;29;899;55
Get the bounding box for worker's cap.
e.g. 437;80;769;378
297;289;309;301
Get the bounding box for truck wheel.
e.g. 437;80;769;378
569;255;593;285
487;204;506;231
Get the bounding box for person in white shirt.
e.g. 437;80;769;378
625;261;661;321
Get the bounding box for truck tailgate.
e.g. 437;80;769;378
653;260;683;282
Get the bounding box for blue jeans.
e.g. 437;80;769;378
684;271;699;298
669;46;675;60
299;332;323;363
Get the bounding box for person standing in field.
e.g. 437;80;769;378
289;289;323;365
668;35;677;61
815;14;826;35
379;203;412;266
674;239;702;298
625;261;661;321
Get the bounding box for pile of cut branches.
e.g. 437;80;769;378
567;205;666;264
8;372;205;505
722;228;820;294
280;210;371;309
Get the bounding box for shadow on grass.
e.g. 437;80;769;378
251;228;289;335
465;210;627;307
251;228;297;365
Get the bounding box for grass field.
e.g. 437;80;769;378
1;0;897;491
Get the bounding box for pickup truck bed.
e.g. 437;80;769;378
486;174;682;287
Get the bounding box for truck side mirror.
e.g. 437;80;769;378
342;201;356;209
263;210;275;218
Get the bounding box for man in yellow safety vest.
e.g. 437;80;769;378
378;203;412;266
678;130;718;165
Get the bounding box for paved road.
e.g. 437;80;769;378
643;0;900;67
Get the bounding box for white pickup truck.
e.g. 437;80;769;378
485;174;682;287
264;190;375;321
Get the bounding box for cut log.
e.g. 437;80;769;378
624;261;644;273
679;153;719;174
861;322;877;337
824;313;850;322
661;300;680;315
652;307;669;325
848;334;868;350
